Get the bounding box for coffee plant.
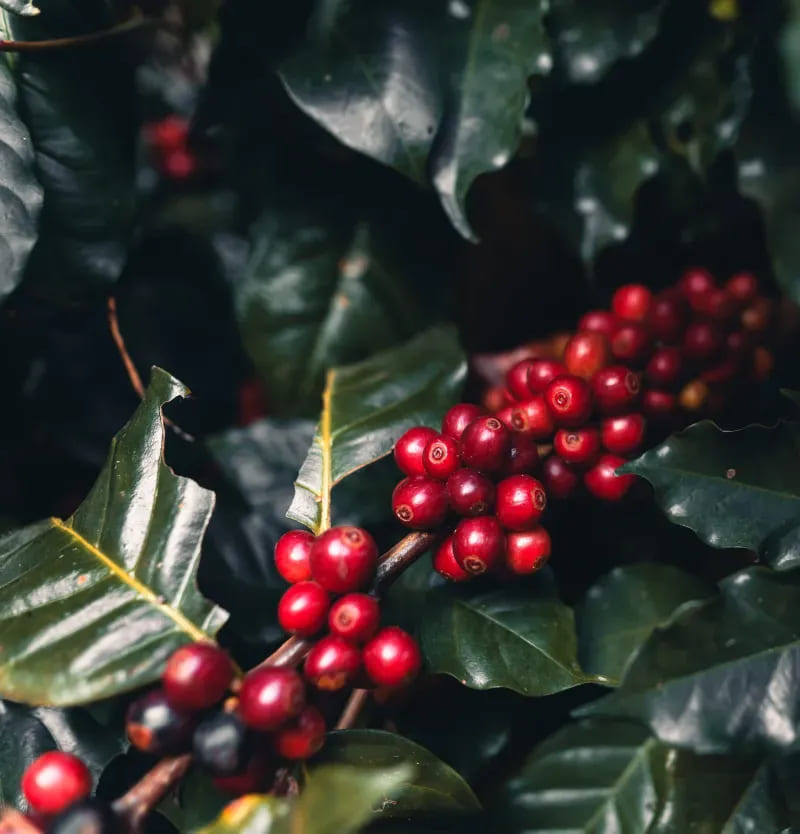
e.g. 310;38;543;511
1;0;800;832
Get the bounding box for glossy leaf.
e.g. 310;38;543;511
420;571;602;695
621;421;800;570
579;566;800;753
0;0;39;14
578;564;715;681
288;326;465;534
280;0;550;240
0;368;227;706
314;730;480;817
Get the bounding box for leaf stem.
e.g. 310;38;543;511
318;369;335;533
112;754;191;833
335;688;370;729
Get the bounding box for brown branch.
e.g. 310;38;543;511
336;688;370;729
375;530;439;589
112;754;191;833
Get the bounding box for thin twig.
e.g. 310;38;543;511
112;754;191;833
375;530;439;589
336;688;370;729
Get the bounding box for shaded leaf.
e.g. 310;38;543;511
175;767;230;832
0;368;227;706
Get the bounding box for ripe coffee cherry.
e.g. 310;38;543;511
48;800;115;834
392;476;449;529
741;297;772;333
650;291;688;344
646;347;683;389
193;712;252;777
22;753;92;815
503;433;540;476
541;454;580;499
592;366;640;414
162;643;233;711
506;396;555;439
726;329;749;358
679;267;716;312
274;705;327;760
238;667;305;731
278;581;330;637
423;433;461;480
442;403;485;441
496;475;547;530
563;332;612;379
506;359;537;400
601;414;646;455
584;454;635;501
309;526;378;593
329;593;381;643
706;288;737;320
274;530;315;584
679;379;709;412
447;468;495;516
527;359;566;393
702;356;740;385
213;752;271;795
126;691;195;755
642;389;677;419
726;271;758;305
452;516;506;575
554;428;601;467
162;149;197;180
363;626;422;688
611;322;651;366
460;416;511;472
578;309;618;337
483;385;512;412
545;375;593;427
394;426;438;476
433;535;472;581
505;528;551;575
683;321;723;363
304;636;362;691
612;284;653;321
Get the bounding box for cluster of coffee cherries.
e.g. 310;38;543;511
273;527;422;690
143;114;198;181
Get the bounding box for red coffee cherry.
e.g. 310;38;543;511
126;691;195;755
394;426;438;476
541;454;581;499
328;593;380;643
646;347;683;389
273;705;326;760
162;643;233;710
433;535;472;581
304;636;362;691
553;427;601;467
503;432;540;476
213;752;271;795
274;530;315;584
238;667;305;731
591;366;641;414
446;468;495;516
277;581;330;637
642;389;677;419
309;526;378;593
584;454;635;501
679;267;716;312
505;527;551;575
392;476;449;529
601;414;646;455
423;433;461;480
683;321;723;363
545;375;593;426
460;416;511;472
563;332;612;380
726;329;749;358
147;114;188;153
483;385;513;412
612;284;653;322
495;474;547;530
611;322;651;366
506;359;537;400
442;403;485;440
22;753;92;815
162;149;197;181
726;271;758;306
363;627;422;688
527;359;567;393
506;396;555;439
741;297;772;333
706;289;737;321
650;291;688;344
578;309;618;337
752;345;775;381
452;516;506;575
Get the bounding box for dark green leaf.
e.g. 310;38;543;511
288;326;465;534
0;368;227;706
420;571;601;695
578;564;715;681
621;421;800;570
579;566;800;753
174;767;230;832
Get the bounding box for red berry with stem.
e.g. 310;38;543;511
328;593;381;643
679;267;716;312
363;627;422;688
126;691;195;755
22;753;92;816
495;474;547;530
309;526;378;593
273;705;327;760
162;149;197;180
394;426;438;476
706;288;737;321
506;396;555;439
506;359;537;400
683;321;723;363
563;332;612;380
452;516;506;575
433;535;472;581
147;114;189;153
238;667;305;731
611;322;651;366
545;375;593;426
702;356;741;385
446;468;495;516
601;414;646;455
650;291;688;344
527;359;567;393
646;347;683;389
441;403;485;441
162;643;233;710
460;416;511;472
642;389;677;419
592;365;641;414
304;636;362;691
578;309;618;337
392;476;449;530
503;432;540;476
584;454;636;501
726;271;758;305
612;284;653;322
423;433;461;480
505;528;551;575
274;530;315;584
554;427;601;467
277;581;330;637
541;454;581;499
